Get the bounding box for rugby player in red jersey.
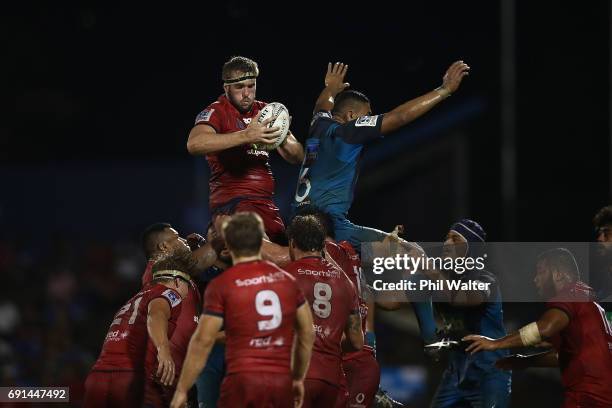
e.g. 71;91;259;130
187;56;304;243
143;252;201;407
464;248;612;408
260;206;385;407
138;223;214;406
283;215;363;408
313;210;383;408
170;212;315;408
84;253;191;408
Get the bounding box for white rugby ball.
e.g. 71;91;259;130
254;102;290;151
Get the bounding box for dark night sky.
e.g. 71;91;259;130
2;2;610;242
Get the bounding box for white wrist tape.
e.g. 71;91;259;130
436;87;451;98
519;322;541;346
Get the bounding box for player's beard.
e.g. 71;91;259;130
228;93;253;114
173;246;199;275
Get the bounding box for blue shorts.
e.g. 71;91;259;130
196;343;226;408
431;367;511;408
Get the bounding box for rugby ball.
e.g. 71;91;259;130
254;102;290;151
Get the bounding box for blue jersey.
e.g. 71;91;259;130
293;111;384;216
435;269;509;379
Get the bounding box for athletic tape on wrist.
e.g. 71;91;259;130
519;322;541;346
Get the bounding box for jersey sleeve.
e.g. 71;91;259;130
151;288;183;310
309;111;333;136
194;104;223;132
203;279;225;317
333;115;384;145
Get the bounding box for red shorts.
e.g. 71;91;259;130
213;197;285;243
336;373;349;408
143;377;173;408
303;378;341;408
343;352;380;408
83;370;143;408
218;372;293;408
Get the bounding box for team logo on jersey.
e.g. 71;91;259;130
246;148;270;157
195;109;214;123
105;330;120;341
242;117;252;125
355;115;378;127
162;289;182;308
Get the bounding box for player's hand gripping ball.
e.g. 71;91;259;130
253;102;290;150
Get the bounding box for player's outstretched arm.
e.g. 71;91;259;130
292;303;315;408
495;350;559;370
187;111;281;155
380;60;470;135
170;314;223;408
260;240;291;267
185;233;219;274
342;313;364;352
462;308;570;354
147;298;175;387
313;62;350;113
192;242;218;273
277;131;305;164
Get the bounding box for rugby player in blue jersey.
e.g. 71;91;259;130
425;219;511;408
293;61;469;344
293;61;469;247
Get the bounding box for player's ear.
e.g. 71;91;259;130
158;241;169;253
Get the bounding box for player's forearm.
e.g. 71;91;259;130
147;312;170;352
261;240;291;267
276;134;304;164
175;333;215;393
192;243;218;273
381;88;450;135
342;314;364;352
292;334;314;380
491;332;525;350
187;127;250;155
314;86;338;113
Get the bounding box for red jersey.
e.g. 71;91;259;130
325;240;375;358
284;256;359;385
142;278;201;382
546;281;612;405
203;260;305;375
194;95;275;210
169;279;201;374
92;283;183;371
